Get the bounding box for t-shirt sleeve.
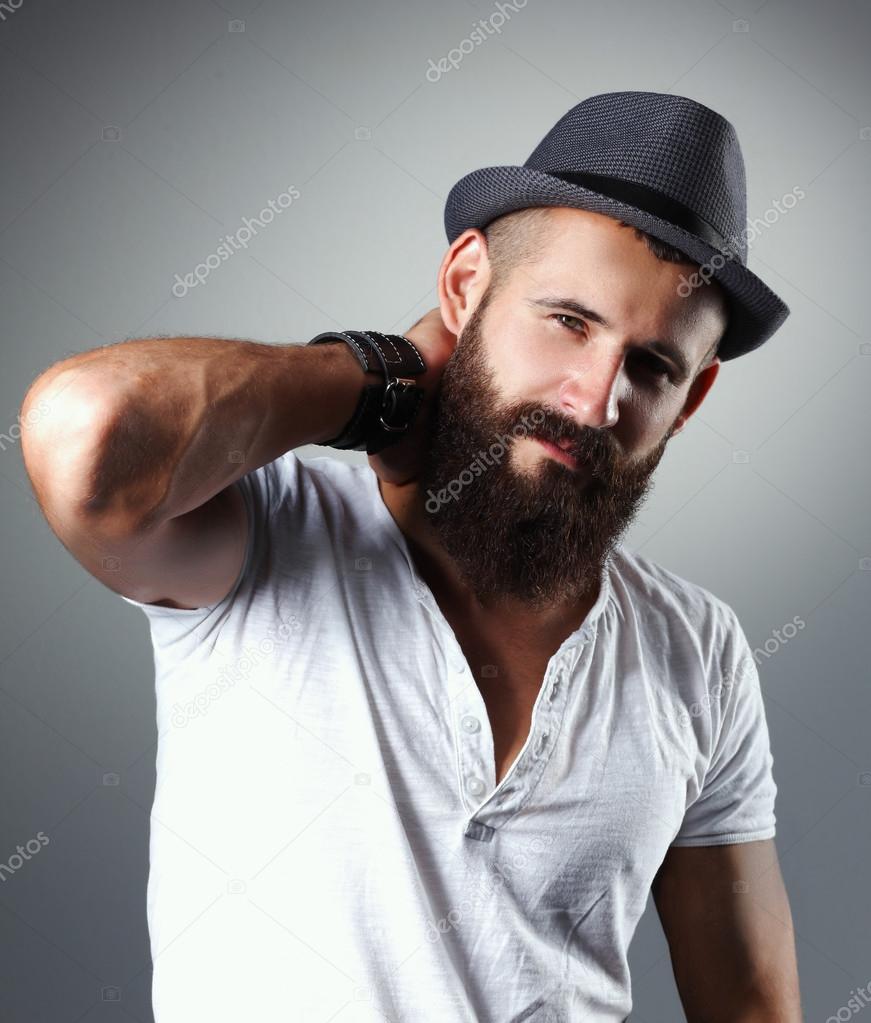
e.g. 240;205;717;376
670;611;778;847
117;451;301;636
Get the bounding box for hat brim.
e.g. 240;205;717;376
444;165;790;362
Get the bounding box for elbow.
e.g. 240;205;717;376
21;369;148;537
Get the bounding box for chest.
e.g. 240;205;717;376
449;629;557;787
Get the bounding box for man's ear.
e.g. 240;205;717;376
437;228;492;337
670;357;720;438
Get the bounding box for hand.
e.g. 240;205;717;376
368;307;457;486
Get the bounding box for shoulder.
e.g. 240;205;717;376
608;547;757;740
248;449;373;511
609;544;742;652
294;450;371;489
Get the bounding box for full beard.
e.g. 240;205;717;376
418;291;674;611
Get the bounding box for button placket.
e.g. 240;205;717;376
473;645;580;830
446;647;496;812
456;703;492;810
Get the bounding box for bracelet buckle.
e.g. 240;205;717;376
379;378;419;432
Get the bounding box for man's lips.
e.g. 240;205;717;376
533;435;584;471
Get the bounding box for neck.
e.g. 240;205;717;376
376;475;601;637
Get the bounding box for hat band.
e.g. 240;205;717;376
542;169;732;256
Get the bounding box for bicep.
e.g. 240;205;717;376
652;839;802;1020
60;480;249;611
22;369;251;611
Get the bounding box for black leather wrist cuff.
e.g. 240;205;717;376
306;330;427;454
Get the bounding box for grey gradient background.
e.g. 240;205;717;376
1;0;869;1020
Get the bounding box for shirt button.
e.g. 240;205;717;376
460;715;481;733
466;776;485;796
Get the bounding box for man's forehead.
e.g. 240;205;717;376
531;209;677;273
506;208;727;352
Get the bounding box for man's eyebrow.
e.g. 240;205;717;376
528;295;693;382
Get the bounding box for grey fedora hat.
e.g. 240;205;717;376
444;91;790;362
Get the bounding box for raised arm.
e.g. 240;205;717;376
19;336;382;610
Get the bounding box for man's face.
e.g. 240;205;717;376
418;207;725;610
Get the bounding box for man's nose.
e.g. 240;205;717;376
557;349;622;430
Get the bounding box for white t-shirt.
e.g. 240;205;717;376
121;450;777;1023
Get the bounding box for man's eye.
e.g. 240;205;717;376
639;353;672;380
553;313;586;333
553;315;674;382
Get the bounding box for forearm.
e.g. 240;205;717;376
21;336;376;535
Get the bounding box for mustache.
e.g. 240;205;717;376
506;404;619;475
